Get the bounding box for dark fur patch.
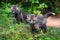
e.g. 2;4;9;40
11;5;27;24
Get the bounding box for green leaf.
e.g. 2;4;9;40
5;7;11;13
45;37;51;40
32;0;39;3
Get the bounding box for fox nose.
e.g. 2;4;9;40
30;21;34;25
30;21;33;23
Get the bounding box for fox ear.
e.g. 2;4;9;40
16;7;20;11
11;5;13;10
11;5;15;9
27;15;31;20
27;15;31;18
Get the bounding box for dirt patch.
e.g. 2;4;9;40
46;17;60;28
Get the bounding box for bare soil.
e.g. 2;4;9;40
46;16;60;28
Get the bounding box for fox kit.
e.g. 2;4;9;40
26;12;55;33
26;14;40;33
11;5;27;24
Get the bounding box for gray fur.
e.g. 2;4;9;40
26;12;55;33
11;5;27;24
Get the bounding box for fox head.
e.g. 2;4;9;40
26;14;38;25
11;5;20;14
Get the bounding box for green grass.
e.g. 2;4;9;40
0;2;60;40
0;22;60;40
